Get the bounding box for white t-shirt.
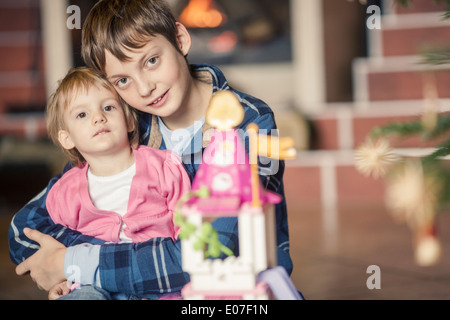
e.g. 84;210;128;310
87;163;136;242
158;116;204;165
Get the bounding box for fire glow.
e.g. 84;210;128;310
179;0;227;28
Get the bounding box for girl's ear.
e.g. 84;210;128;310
175;22;192;56
127;116;136;133
58;130;75;150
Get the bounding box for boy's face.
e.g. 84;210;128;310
58;85;133;159
104;23;192;125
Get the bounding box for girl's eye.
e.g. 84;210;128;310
116;78;128;88
76;112;86;119
104;105;114;112
146;56;158;67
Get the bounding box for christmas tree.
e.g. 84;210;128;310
354;0;450;266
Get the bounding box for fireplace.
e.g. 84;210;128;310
170;0;291;65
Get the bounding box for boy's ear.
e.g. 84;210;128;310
58;130;76;150
175;22;191;56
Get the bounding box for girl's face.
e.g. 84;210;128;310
104;23;193;128
58;85;132;160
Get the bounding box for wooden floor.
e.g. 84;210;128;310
2;190;450;300
288;202;450;300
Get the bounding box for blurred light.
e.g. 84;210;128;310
208;31;238;54
179;0;227;28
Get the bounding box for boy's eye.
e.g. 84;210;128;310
116;78;128;87
146;57;158;67
76;112;87;119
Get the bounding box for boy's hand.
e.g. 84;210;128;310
15;228;67;291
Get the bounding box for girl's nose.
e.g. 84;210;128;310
92;112;106;125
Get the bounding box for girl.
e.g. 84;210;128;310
44;67;190;299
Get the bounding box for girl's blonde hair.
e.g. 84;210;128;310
46;66;139;166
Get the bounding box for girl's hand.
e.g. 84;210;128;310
48;281;71;300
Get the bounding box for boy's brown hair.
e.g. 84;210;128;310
82;0;182;73
46;66;139;166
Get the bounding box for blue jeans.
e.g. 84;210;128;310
57;285;140;300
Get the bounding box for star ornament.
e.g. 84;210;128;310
385;159;441;230
354;138;398;179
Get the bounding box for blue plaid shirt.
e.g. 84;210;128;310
8;64;292;299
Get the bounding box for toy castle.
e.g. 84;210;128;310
176;90;302;300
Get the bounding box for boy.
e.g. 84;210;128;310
10;0;292;299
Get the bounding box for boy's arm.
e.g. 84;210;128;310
8;164;105;265
9;164;238;297
272;169;294;275
244;111;293;275
98;217;238;296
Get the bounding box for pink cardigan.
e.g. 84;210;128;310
46;146;191;243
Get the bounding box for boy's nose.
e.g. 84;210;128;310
136;76;155;97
